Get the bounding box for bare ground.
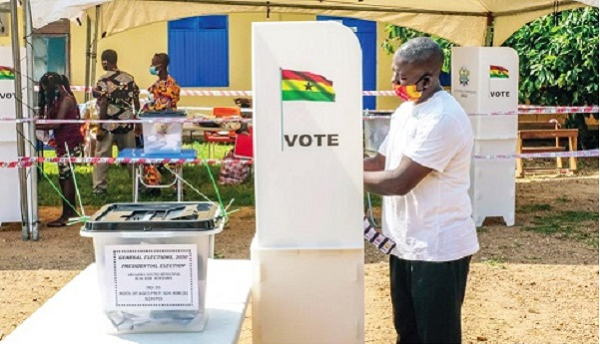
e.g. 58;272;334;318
0;176;598;344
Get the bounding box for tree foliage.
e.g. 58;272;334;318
503;7;598;108
383;8;598;106
382;26;456;73
383;7;599;147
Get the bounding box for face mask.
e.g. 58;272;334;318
392;74;429;102
393;84;422;102
149;65;160;76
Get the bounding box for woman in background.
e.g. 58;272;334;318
142;53;181;194
36;72;84;227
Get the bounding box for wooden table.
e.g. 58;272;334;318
517;129;578;177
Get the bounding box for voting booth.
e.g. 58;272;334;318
451;47;519;226
252;22;364;344
0;47;27;224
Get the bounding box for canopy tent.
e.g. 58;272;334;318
3;0;598;241
2;0;597;46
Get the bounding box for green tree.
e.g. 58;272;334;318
503;7;598;148
384;7;599;147
382;26;456;73
504;8;598;107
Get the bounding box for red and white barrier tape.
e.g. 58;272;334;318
473;149;598;160
518;105;599;114
365;106;598;117
27;85;600;111
0;157;253;169
0;149;596;168
0;117;252;124
1;108;596;123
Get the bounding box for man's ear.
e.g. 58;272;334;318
422;76;431;86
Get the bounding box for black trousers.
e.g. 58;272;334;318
389;254;472;344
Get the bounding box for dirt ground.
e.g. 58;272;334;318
0;175;598;344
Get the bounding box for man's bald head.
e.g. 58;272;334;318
393;37;444;73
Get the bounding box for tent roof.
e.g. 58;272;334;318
6;0;599;46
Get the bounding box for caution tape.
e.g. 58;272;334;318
0;117;253;124
66;86;254;97
518;105;599;114
363;111;521;118
0;149;596;168
365;105;598;117
0;157;253;169
473;149;598;160
26;85;600;111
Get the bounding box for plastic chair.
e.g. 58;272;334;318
203;107;241;158
233;127;253;159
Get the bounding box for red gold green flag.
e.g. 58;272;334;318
489;65;509;79
0;66;15;80
281;69;335;102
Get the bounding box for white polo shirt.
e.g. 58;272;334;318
378;91;479;262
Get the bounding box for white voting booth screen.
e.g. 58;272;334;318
253;22;364;248
0;47;27;223
252;22;365;344
452;47;519;226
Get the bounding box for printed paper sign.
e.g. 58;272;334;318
105;244;199;311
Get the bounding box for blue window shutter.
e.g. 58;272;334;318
168;15;229;87
317;16;377;110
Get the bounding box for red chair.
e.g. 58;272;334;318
233;127;253;159
203;107;241;158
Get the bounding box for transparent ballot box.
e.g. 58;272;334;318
80;202;223;333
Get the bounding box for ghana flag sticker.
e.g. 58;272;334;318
489;65;509;79
281;69;335;102
0;66;15;80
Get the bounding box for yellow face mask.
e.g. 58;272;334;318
393;84;422;102
392;74;429;102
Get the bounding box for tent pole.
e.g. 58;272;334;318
484;12;494;46
10;0;31;240
23;0;39;240
84;14;92;102
89;6;100;92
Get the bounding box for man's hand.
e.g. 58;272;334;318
134;123;143;136
96;128;107;142
364;155;432;196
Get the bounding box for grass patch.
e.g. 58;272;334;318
519;203;553;213
555;196;570;204
37;143;255;208
523;210;599;248
483;256;508;268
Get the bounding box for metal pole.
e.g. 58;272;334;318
10;0;31;240
23;0;39;240
84;14;92;102
484;12;494;46
89;6;100;93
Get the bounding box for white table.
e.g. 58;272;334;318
117;148;199;203
3;259;251;344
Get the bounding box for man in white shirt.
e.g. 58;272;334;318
364;37;479;344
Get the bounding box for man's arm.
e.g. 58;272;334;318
364;153;386;172
98;97;109;120
364;155;432;196
132;81;141;113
